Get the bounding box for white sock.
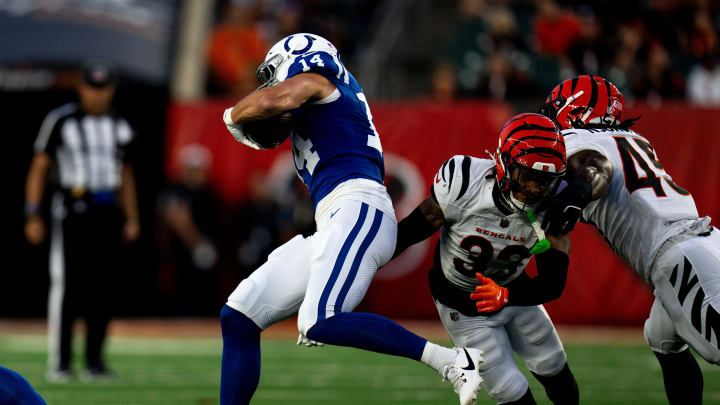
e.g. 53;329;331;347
420;342;457;371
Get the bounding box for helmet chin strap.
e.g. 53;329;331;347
525;209;550;254
504;193;550;255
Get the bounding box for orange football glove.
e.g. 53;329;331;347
470;273;509;313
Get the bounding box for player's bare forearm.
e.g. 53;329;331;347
419;195;446;229
229;73;334;123
567;150;613;200
119;164;139;222
393;195;444;258
25;153;51;206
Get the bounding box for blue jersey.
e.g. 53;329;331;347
0;367;46;405
286;51;385;206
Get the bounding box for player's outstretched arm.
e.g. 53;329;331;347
392;195;445;259
543;150;613;236
228;73;336;124
471;234;571;312
567;149;613;199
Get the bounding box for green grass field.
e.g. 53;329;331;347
1;334;719;405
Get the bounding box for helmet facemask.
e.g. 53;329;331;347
498;159;564;213
539;90;588;128
256;53;285;89
506;163;563;211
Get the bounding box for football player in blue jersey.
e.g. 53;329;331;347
0;367;47;405
220;33;484;405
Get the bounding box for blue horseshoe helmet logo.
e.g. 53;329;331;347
284;34;315;55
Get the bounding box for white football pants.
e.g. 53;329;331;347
645;228;720;364
226;199;396;333
435;301;567;404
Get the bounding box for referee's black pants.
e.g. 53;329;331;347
48;193;122;372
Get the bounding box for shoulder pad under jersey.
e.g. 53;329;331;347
286;51;349;85
433;155;493;215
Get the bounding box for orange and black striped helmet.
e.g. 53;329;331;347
540;75;624;130
494;113;566;207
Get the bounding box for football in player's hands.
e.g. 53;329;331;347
243;112;293;149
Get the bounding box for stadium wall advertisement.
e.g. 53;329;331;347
166;101;720;325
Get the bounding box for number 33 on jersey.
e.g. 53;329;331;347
432;156;544;291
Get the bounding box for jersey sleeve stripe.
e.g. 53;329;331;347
330;54;349;84
455;155;471;201
448;158;456;190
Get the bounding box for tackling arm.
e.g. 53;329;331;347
505;234;570;305
392;194;445;259
471;234;571;312
542;149;613;235
566;149;613;200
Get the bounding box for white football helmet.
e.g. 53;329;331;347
256;33;338;89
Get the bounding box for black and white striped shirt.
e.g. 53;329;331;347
34;103;135;192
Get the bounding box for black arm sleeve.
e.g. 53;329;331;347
393;206;439;259
505;248;570;306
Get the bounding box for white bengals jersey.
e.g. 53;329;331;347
432;155;545;291
563;127;710;282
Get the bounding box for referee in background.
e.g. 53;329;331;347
24;60;140;382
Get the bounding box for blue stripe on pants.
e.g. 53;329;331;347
333;208;384;314
316;203;369;322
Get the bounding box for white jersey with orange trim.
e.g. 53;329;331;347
432;155;544;291
562;127;711;281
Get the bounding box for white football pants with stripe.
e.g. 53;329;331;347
645;228;720;364
226;199;396;333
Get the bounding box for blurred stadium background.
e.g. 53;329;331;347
2;0;720;403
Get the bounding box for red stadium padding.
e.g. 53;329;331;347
166;100;720;326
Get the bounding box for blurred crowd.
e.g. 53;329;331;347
206;0;381;96
155;144;316;316
204;0;720;106
440;0;720;105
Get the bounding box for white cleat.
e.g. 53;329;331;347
440;347;484;405
296;333;325;347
